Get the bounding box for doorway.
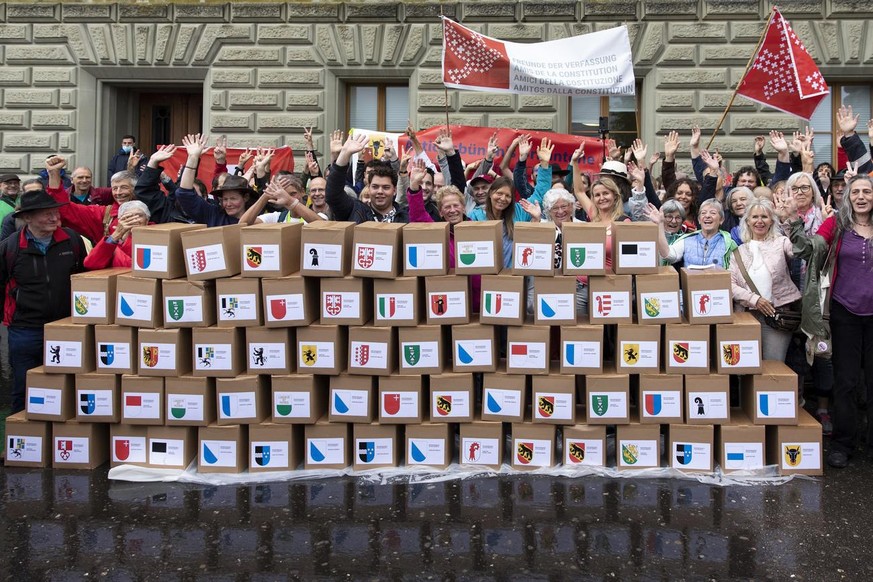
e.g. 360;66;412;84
137;90;203;154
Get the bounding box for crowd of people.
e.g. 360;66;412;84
3;110;873;469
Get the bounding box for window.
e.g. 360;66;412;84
346;83;409;132
809;83;872;168
570;91;641;148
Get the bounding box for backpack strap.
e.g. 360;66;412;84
277;208;290;223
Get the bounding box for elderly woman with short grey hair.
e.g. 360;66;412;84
647;197;738;269
84;199;152;270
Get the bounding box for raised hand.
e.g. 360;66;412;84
517;134;533;161
607;138;621;160
570;143;585;164
485;131;499;162
664;131;680;162
237;148;254;168
799;140;815;171
837;105;859;136
627;161;645;186
773;187;797;222
399;143;414;173
408;158;428;191
45;155;67;173
519;198;541;222
127;149;144;170
305;151;319;176
699;149;720;173
434;127;455;155
845;160;859;181
150;143;177;164
254;147;276;174
329;130;344;159
537;137;554;167
769;130;788;154
302;126;315;151
643;202;663;225
382;137;397;162
631;139;648;169
264;179;292;207
649;152;662;167
753;135;765;155
213;135;227;165
822;194;834;219
689;126;701;149
182;133;209;158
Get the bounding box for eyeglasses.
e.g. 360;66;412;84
790;185;812;194
664;214;684;223
551;203;572;212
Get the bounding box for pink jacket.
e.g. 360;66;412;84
729;235;801;309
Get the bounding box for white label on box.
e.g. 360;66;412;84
757;391;797;418
6;434;43;463
720;340;761;369
249;342;286;370
405;243;443;271
619;439;659;467
537;293;575;321
461;437;500;465
54;436;89;464
673;442;712;471
639;291;681;320
149;439;186;467
590;291;631;318
428;291;467;319
77;389;114;417
123;392;161;420
562;340;601;368
274;391;310;419
133;244;169;272
565;242;604;270
219;391;257;419
687;391;728;420
454;339;492;367
724;442;764;471
618;241;657;269
508;342;547;370
307;437;345;465
481;290;520;319
564;438;604;466
618;341;659;369
375;293;414;321
27;387;63;416
165;296;204;324
354;243;393;272
201;440;237;467
44;340;82;368
117;292;153;321
332;389;369;417
298;341;335;369
303;243;342;272
381;391;419;418
534;392;574;420
187;243;227;274
140;342;178;371
251;440;289;469
400;341;439;369
433;390;471;419
112;435;147;464
97;342;131;370
218;293;258;322
243;244;280;271
72;291;107;319
350;341;389;370
408;438;445;465
515;438;552;467
484;387;522;417
195;344;234;371
781;442;821;470
265;293;305;322
322;291;361;320
669;340;708;368
356;437;393;465
589;392;628;419
457;241;495;268
691;289;731;318
641;391;682;418
513;242;552;270
168;393;204;422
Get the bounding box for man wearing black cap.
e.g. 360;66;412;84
0;189;87;413
0;173;21;221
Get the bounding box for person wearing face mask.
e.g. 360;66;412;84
648;198;738;269
107;134;148;184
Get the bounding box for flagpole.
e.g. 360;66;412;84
440;5;451;130
706;7;777;150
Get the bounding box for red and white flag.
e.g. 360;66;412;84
736;8;829;120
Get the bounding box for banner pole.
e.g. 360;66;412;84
440;5;451;130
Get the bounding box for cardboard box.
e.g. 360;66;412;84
767;408;823;476
320;276;373;326
561;222;608;276
480;271;525;326
271;374;328;424
532;369;577;424
25;367;75;422
329;375;376;423
511;422;555;470
249;423;303;472
300;221;355;277
559;322;604;374
109;423;148;467
354;423;401;469
351;222;403;279
296;324;348;375
120;375;165;426
115;274;162;328
511;222;555;276
717;409;766;473
216;375;270;425
402;222;449;277
664;322;711;375
304;416;351;469
4;411;50;468
199;424;248;473
616;416;661;470
616;324;661;373
533;276;577;325
612;222;659;275
430;373;474;422
636;267;682;325
453;220;502;275
398;325;446;376
563;424;607;468
506;324;550;375
138;327;192;377
71;267;127;324
75;373;120;423
685;374;731;425
373;277;422;327
94;324;136;375
378;375;424;424
44;318;94;374
240;221;302;277
262;273;319;328
161;279;216;328
742;359;799;425
425;272;471;325
669;424;714;473
406;422;452;469
482;366;527;422
589;274;633;324
147;426;197;469
715;310;762;374
349;326;396;375
451;320;497;373
586;368;630;425
52;420;109;470
636;373;684;424
681;267;734;325
246;326;293;375
192;326;246;378
459;419;504;470
181;224;242;280
165;375;217;426
131;222;204;279
216;276;262;327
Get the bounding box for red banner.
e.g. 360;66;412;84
160;146;295;187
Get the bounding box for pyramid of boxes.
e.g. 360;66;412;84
5;219;823;476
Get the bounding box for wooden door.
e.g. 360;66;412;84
138;92;203;154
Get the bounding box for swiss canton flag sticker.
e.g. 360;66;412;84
443;18;510;90
357;246;375;269
191;249;207;272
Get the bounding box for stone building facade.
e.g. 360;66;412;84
0;0;871;183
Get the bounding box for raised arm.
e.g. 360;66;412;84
406;159;435;223
327;132;368;221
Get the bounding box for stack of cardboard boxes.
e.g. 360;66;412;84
5;219;822;476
